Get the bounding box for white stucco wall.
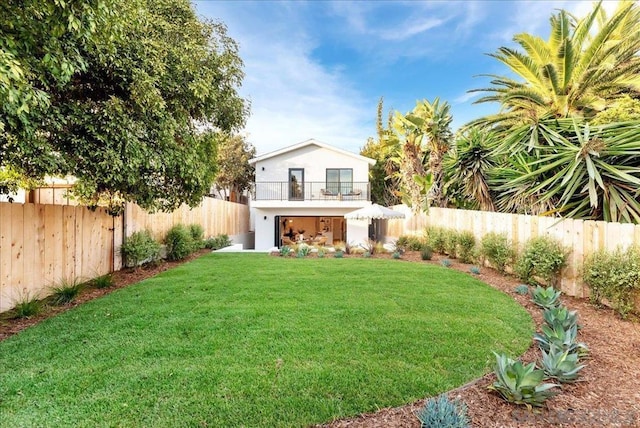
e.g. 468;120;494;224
346;219;370;248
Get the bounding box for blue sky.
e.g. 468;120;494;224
193;0;622;155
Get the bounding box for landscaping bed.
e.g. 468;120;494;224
1;250;638;427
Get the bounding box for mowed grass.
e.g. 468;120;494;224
0;253;533;427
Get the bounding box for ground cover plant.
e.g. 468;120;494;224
0;253;532;427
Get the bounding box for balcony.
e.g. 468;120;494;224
253;181;370;202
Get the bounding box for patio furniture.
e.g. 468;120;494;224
320;189;336;197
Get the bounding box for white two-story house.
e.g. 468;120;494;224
249;139;375;250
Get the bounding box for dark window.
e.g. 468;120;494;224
289;168;304;200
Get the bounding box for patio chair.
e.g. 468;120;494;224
320;189;336;197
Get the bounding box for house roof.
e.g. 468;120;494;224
249;139;376;166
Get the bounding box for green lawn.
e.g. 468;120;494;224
0;253;533;427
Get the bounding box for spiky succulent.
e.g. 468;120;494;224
534;324;589;357
543;306;580;331
488;353;558;409
416;394;470;428
530;285;562;309
514;284;529;295
541;344;585;383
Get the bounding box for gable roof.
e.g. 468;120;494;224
249;138;376;165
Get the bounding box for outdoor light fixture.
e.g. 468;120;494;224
261;167;265;171
264;216;267;220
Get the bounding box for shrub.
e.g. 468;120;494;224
334;250;344;258
395;235;410;252
540;344;585;383
420;245;433;260
188;224;205;249
583;246;640;318
120;230;161;268
425;226;447;254
407;235;425;251
457;231;476;264
443;230;459;258
480;232;514;273
360;239;378;255
91;274;114;289
514;236;567;286
11;293;41;319
488;353;558;409
441;259;452;268
204;234;232;250
514;284;529;295
297;244;311;257
317;247;326;258
51;278;83;305
530;285;561;309
166;224;196;261
392;251;401;259
469;266;481;275
416;394;470;428
279;246;292;257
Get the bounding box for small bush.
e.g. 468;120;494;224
421;245;433;260
165;224;195;261
441;259;452;268
279;246;292;257
188;224;205;250
12;294;41;319
583;246;640;318
407;235;425;251
469;266;481;275
392;251;401;259
416;394;470;428
297;244;311;257
514;284;529;295
51;278;83;305
334;250;344;258
426;226;447;254
395;235;410;252
91;274;114;289
120;230;161;268
457;231;476;264
444;230;459;258
514;236;567;286
317;247;326;258
374;241;386;254
480;232;514;273
205;234;232;250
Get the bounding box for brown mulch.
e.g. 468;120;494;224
1;250;639;427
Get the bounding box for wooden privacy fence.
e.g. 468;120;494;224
0;198;249;313
387;206;640;298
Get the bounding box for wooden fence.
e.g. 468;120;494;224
387;206;640;298
0;198;249;313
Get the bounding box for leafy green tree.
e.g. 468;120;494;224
470;1;640;129
1;0;248;213
360;98;401;206
213;133;256;202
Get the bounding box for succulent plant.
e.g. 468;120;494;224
363;251;371;258
469;266;481;275
543;306;580;331
279;246;292;257
540;344;585;383
441;259;452;268
421;245;433;260
488;353;558;409
530;285;562;309
534;324;589;357
514;284;529;295
392;251;401;259
334;250;344;258
416;394;470;428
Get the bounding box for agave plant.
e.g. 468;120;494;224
541;344;585;383
416;394;470;428
534;324;589;357
543;306;580;331
530;285;561;309
488;353;558;409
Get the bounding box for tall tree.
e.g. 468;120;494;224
470;0;640;129
360;98;401;206
1;0;248;213
213;133;256;202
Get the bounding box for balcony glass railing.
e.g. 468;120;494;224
253;181;370;201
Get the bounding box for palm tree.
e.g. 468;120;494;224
470;1;640;129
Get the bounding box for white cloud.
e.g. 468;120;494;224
378;17;447;41
453;90;480;104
